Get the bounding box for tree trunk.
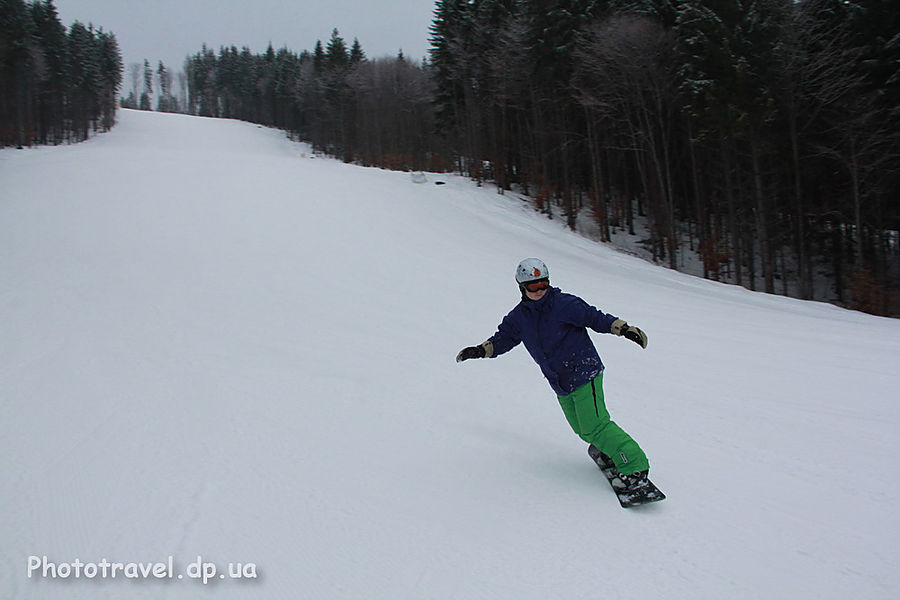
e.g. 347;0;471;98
750;136;774;293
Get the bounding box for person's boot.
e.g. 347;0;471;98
587;444;616;470
617;469;650;493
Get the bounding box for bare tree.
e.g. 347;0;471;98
346;56;435;170
574;15;681;267
127;62;141;107
484;15;530;193
773;0;863;298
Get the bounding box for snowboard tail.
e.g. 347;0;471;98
588;445;665;508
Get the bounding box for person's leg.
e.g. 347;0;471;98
559;374;649;474
556;391;581;435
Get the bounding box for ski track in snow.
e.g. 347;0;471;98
1;109;898;599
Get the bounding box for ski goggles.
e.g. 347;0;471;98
522;279;549;292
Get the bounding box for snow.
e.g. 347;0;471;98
1;109;898;599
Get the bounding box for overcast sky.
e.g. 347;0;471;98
53;0;437;74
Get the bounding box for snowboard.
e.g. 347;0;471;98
588;445;666;508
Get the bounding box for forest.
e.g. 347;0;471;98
0;0;122;146
427;0;899;314
2;0;897;314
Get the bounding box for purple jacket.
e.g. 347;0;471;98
488;287;619;396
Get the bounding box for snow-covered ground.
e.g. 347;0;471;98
1;109;898;600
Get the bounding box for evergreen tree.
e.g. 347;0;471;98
140;58;152;110
1;0;36;147
325;28;349;70
157;60;176;112
30;0;69;143
95;28;121;130
67;21;102;140
312;39;325;74
350;38;366;64
186;44;218;116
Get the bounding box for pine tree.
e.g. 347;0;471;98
67;21;102;140
428;0;475;134
323;29;351;159
325;28;348;70
140;58;152;110
186;44;218;116
30;0;70;143
95;28;121;129
1;0;36;147
350;38;366;64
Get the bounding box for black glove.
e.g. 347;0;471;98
456;346;485;362
456;341;494;363
611;319;648;349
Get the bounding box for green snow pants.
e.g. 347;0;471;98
557;374;650;475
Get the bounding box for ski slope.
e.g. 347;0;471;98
1;109;898;600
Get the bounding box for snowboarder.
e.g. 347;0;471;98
456;258;656;497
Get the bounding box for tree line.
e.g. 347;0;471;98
176;30;446;172
0;0;122;147
429;0;899;314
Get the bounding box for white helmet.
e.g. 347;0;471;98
515;258;549;284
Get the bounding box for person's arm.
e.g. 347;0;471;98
565;294;648;349
456;312;521;362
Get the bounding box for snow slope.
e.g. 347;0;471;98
1;109;898;600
